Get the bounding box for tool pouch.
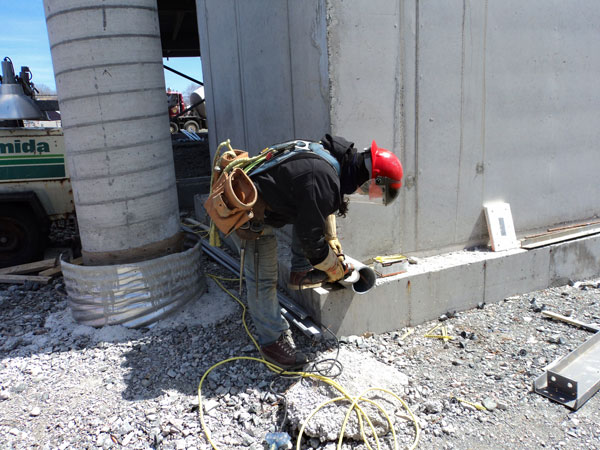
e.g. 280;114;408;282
204;167;257;236
234;196;268;240
211;149;249;184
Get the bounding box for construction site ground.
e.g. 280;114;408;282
1;243;600;450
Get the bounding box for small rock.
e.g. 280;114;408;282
548;335;566;345
30;406;41;417
424;400;443;414
203;399;219;412
442;424;456;434
11;383;27;394
496;401;509;411
482;398;497;411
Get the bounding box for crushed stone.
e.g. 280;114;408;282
1;266;600;449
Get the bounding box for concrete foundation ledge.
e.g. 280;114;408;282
283;233;600;337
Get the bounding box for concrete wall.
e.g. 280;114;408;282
195;0;330;155
331;0;600;260
197;0;600;260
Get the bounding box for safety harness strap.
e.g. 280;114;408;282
247;140;340;178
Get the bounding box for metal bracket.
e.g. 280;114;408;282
534;331;600;410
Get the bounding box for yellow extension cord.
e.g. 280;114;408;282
199;273;421;450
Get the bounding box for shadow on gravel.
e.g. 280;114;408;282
0;269;333;416
118;322;327;406
0;280;69;361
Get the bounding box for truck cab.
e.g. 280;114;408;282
0;57;75;268
0;127;74;268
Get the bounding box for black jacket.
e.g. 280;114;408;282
251;135;355;265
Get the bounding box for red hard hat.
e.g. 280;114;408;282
360;141;402;205
370;140;403;187
348;140;404;206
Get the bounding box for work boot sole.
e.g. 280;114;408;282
259;352;307;371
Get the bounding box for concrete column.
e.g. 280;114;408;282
44;0;181;265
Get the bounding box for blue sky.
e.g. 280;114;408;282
1;1;202;94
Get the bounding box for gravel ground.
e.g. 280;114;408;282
1;253;600;449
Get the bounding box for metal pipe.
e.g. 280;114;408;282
163;64;204;86
339;255;377;294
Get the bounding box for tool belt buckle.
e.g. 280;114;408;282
236;220;264;240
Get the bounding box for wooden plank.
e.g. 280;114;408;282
0;274;52;285
0;258;57;275
38;257;83;277
542;310;600;333
547;220;600;233
521;224;600;249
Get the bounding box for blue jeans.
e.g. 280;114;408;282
291;225;313;272
230;226;289;346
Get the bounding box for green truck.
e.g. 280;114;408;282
0;127;74;268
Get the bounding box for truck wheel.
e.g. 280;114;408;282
169;122;180;134
0;206;43;268
184;120;200;133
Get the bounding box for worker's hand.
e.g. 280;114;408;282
342;261;355;279
314;247;346;282
326;236;343;256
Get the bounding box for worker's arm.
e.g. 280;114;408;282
324;214;343;255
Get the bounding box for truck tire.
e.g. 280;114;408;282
0;205;44;268
170;121;180;134
184;120;200;133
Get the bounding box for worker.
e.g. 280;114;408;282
228;134;403;369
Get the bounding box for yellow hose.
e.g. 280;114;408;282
199;274;421;449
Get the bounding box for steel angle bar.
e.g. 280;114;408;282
277;292;309;320
281;307;322;340
534;331;600;410
199;238;320;337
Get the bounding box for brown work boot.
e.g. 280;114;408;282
287;269;327;290
260;331;308;370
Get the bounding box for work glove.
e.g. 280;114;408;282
314;247;353;283
324;214;343;256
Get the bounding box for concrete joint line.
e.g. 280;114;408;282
45;4;157;22
71;159;173;182
54;61;162;78
50;34;160;50
68;136;172;157
79;212;174;229
60;86;166;104
62;111;166;130
74;182;176;207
